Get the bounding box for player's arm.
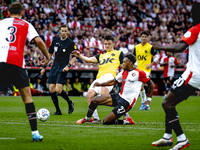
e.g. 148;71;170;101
153;42;188;52
72;51;98;63
146;79;154;98
146;47;160;70
93;79;118;87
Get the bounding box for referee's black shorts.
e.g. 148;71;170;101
48;65;67;85
0;62;29;89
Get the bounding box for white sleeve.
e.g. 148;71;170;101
115;71;123;83
153;53;160;63
27;23;39;42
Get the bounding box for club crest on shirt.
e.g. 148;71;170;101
132;73;136;77
54;47;58;52
111;53;115;56
63;49;66;52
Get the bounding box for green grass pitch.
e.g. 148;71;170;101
0;96;199;150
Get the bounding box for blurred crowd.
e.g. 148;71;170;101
0;0;193;69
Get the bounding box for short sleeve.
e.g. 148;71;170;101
119;51;124;64
49;40;54;53
95;54;100;63
27;23;39;42
115;71;123;83
180;26;199;46
138;70;150;83
174;57;179;65
151;47;157;55
71;43;78;57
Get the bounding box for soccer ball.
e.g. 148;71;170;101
37;108;50;122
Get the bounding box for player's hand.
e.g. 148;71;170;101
72;50;80;57
39;58;49;66
152;42;162;50
146;64;151;70
40;68;45;75
63;66;69;72
93;82;101;88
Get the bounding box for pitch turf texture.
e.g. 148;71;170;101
0;96;199;150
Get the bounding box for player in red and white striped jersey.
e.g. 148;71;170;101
0;2;50;142
76;54;154;125
160;52;179;92
152;3;200;149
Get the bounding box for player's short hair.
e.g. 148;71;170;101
140;31;149;37
125;54;136;64
104;35;114;43
9;2;23;15
191;3;200;25
59;25;68;30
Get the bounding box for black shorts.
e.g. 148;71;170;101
48;65;67;84
0;62;29;89
111;93;132;119
170;77;198;101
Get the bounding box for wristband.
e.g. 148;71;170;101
42;65;47;69
67;63;71;67
147;97;152;101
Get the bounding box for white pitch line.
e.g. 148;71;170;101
0;138;16;140
0;121;199;131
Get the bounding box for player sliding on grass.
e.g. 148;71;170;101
152;3;200;150
76;54;154;125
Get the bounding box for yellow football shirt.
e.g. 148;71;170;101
133;43;156;73
95;50;124;79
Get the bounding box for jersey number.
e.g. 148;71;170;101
6;26;17;43
171;77;184;89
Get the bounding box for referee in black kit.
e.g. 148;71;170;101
41;25;77;115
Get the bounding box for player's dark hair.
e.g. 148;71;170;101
140;31;149;36
125;54;136;64
191;3;200;26
59;24;68;30
104;35;114;42
9;2;23;15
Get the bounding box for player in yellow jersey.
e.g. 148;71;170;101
133;31;159;110
72;35;126;124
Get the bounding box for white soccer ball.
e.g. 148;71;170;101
37;108;50;122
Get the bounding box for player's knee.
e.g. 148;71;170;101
103;119;110;125
55;88;62;94
162;99;171;110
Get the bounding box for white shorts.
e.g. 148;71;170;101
89;73;114;96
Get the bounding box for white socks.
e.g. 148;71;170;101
32;130;39;135
123;112;130;119
163;133;172;139
177;133;187;142
93;109;100;120
140;90;146;103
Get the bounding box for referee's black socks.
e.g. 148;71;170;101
60;90;71;103
50;92;61;112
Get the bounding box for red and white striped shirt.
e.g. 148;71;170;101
115;68;150;105
160;56;178;78
0;18;39;68
180;23;200;89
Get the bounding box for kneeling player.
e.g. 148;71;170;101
76;54;154;125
